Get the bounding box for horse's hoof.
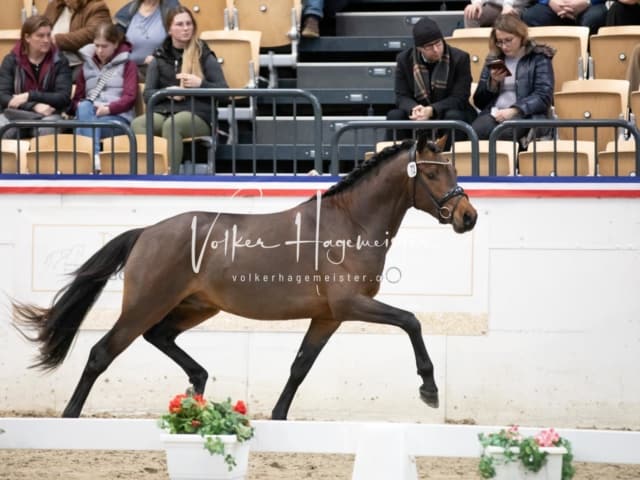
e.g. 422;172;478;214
419;386;439;408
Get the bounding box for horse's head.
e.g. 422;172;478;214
408;136;477;233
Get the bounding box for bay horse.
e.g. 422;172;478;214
14;135;477;419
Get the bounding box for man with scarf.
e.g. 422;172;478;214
386;17;477;145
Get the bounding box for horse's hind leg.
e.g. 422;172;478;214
143;307;219;394
62;300;178;417
272;317;340;420
62;319;152;417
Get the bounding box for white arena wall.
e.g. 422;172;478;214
0;177;639;430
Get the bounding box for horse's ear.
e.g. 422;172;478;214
435;135;448;152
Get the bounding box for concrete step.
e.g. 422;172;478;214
336;11;463;37
297;62;396;89
255;115;386;144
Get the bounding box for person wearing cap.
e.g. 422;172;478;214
386;17;477;143
464;0;532;28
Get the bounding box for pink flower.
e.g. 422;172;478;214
535;428;560;447
507;425;522;441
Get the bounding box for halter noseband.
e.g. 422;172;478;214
407;143;467;222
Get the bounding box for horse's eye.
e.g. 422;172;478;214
426;172;436;180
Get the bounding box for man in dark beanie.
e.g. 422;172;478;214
386;16;477;145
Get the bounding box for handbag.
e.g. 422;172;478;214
3;108;44;121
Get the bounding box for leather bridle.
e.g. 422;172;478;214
408;143;468;223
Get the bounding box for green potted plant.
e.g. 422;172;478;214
159;390;254;480
478;425;575;480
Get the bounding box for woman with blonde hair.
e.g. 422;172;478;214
131;6;228;174
471;14;554;143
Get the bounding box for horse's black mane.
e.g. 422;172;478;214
316;135;439;200
320;140;414;200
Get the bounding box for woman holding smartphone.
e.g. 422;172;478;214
471;14;555;143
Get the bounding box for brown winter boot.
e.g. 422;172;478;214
301;16;320;38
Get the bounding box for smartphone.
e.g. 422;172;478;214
487;59;512;76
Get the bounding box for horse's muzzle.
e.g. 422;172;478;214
452;197;477;233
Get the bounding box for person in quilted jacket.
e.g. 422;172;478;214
0;15;72;138
472;14;555;143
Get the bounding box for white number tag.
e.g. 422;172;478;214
407;162;417;178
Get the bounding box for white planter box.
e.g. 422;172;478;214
160;434;250;480
484;446;567;480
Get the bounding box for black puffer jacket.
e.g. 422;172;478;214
0;44;72;113
473;41;555;118
143;37;228;122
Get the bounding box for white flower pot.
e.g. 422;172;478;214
160;434;250;480
484;446;567;480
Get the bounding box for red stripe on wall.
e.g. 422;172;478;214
0;186;640;198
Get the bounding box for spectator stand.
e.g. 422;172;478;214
144;88;324;175
0;120;137;175
329;120;479;175
327;118;640;177
489;119;640;177
588;26;640;81
227;0;466;177
297;0;465;114
2;0;31;29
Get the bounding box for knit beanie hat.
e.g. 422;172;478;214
413;17;443;46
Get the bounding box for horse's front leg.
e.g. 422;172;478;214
272;317;341;420
330;294;439;408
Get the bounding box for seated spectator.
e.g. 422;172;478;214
606;0;640;26
131;6;228;174
114;0;181;81
472;14;555;144
71;23;138;169
44;0;112;79
0;15;72;139
521;0;606;34
464;0;532;28
386;17;477;144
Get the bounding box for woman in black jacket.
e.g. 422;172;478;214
472;14;555;143
0;15;72;138
131;5;228;174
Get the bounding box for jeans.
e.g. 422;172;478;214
303;0;324;19
76;100;129;156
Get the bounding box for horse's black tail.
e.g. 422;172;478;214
13;228;145;371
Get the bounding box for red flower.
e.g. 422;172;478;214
168;393;187;413
191;419;201;428
233;400;247;415
193;394;207;406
